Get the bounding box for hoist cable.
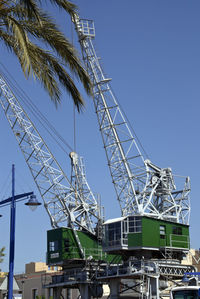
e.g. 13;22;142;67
71;19;76;152
0;169;12;200
0;63;73;154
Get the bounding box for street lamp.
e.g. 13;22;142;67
0;164;41;299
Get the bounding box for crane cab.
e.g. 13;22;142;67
46;227;120;267
103;215;190;260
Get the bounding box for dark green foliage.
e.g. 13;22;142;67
0;247;5;270
0;1;92;110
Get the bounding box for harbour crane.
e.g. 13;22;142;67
0;73;103;258
71;14;195;298
73;15;191;226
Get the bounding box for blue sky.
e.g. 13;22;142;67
0;0;200;273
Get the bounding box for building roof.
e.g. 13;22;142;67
103;217;126;225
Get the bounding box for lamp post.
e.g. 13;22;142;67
0;164;41;299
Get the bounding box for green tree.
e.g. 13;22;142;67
0;0;91;110
0;247;5;270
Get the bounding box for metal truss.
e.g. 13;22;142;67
69;151;103;239
73;15;190;224
0;74;101;237
158;262;195;277
42;258;196;298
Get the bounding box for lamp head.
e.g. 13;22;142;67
25;194;41;211
182;275;190;283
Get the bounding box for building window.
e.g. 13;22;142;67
172;227;182;235
49;240;58;252
128;216;142;233
32;288;38;299
160;225;166;239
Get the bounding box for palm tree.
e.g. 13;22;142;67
0;0;91;111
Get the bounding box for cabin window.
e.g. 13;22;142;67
107;221;121;246
160;225;166;239
172;227;182;235
128;216;141;233
49;241;58;252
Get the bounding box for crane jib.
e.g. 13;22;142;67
0;74;103;250
73;16;190;225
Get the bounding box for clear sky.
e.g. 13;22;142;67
0;0;200;273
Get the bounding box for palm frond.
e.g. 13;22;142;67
0;2;12;16
27;42;84;110
0;0;92;110
0;28;15;51
18;0;42;22
17;11;91;95
0;0;8;10
6;15;31;76
48;0;77;17
0;29;32;77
